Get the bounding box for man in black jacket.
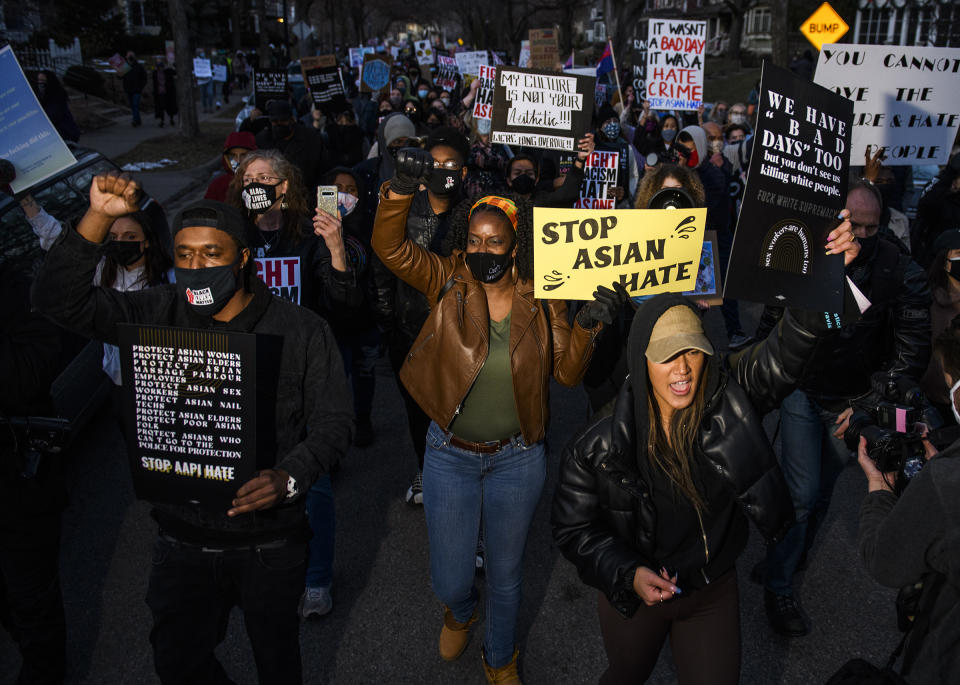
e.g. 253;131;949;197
32;173;353;683
758;181;932;637
122;51;148;128
256;100;328;194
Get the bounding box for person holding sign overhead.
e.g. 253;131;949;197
32;173;353;684
372;149;625;684
551;213;859;685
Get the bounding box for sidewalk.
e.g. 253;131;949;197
78;92;250;214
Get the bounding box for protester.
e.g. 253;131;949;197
674;125;746;348
756;181;932;637
862;148;911;251
354;112;416;211
724;123;749;145
656;114;680;163
583;164;707;414
594;103;640;208
463;118;511;200
122;51;148;128
0;261;66;685
371;126;468;505
502;135;595;208
857;316;960;684
701;122;727;170
255;99;327;194
728;102;750;131
325;108;368;168
152;58;178;128
34;70;80;142
32;173;353;682
914;152;960;267
920;230;960;418
373;149;623;682
711;100;729;126
204;131;257;202
552;216;859;684
196;48;215;114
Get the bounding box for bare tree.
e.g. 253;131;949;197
168;0;199;137
768;0;789;67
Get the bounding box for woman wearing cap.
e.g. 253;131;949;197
373;149;626;683
551;217;860;685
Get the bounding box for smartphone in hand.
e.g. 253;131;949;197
317;185;338;219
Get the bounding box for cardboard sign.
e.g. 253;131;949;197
490;67;596;152
518;40;531;68
646;20;706;111
529;28;559;70
472;65;496;121
724;63;852;311
455;50;488;77
0;46;77;194
253;70;287;111
212;64;228;82
360;53;392;94
415;39;435;65
301;55;347;112
574;150;619;209
801;2;849;51
108;52;131;76
255;257;302;305
118;324;256;508
193;58;212;79
533;207;706;300
436;55;459;90
814;44;960;166
630;36;648;101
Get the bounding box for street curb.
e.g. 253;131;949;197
158;155;223;208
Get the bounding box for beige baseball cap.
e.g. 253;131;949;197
645;305;714;364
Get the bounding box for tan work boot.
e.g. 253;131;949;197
482;648;522;684
438;606;478;661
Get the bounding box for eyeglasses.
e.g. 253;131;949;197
242;174;283;185
433;160;461;171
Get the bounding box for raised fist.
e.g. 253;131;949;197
89;172;142;218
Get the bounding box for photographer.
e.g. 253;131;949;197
856;319;960;684
757;181;933;637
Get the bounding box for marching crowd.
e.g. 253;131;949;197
3;41;960;685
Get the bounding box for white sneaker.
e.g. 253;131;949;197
405;470;423;505
299;585;333;618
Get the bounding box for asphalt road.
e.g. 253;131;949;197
0;300;905;684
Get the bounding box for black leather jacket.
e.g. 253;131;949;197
373;188;455;350
552;303;829;618
755;238;931;411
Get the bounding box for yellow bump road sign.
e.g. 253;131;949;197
801;2;849;51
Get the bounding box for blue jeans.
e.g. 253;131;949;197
200;80;215;110
422;421;545;669
305;475;334;588
765;389;851;595
127;92;142;124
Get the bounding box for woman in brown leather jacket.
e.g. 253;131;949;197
372;147;625;684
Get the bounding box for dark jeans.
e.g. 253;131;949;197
388;340;430;470
146;534;306;684
0;511;66;685
597;569;740;685
127;92;142;125
335;328;380;418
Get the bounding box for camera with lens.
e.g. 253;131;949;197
395;146;435;185
842;371;928;478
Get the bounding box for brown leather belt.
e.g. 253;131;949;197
448;432;522;454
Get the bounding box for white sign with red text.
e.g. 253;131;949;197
255;257;301;304
646;20;706;111
473;65;496;121
575;150;620;209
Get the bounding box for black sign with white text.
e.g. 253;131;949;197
119;325;257;508
724;62;853;312
254;70;288;112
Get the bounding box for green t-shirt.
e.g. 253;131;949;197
450;312;522;443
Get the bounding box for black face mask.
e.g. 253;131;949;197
105;240;144;266
427;168;461;196
465;251;513;283
174;261;242;316
510;174;536;195
242;182;280;214
858;232;880;261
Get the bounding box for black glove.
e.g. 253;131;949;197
390;147;434;195
576;282;629;328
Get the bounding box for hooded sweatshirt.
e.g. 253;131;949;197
204;131;257;202
681;124;731;234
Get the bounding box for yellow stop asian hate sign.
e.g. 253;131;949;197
800;2;849;51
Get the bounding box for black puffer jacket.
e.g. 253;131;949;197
552;294;831;618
